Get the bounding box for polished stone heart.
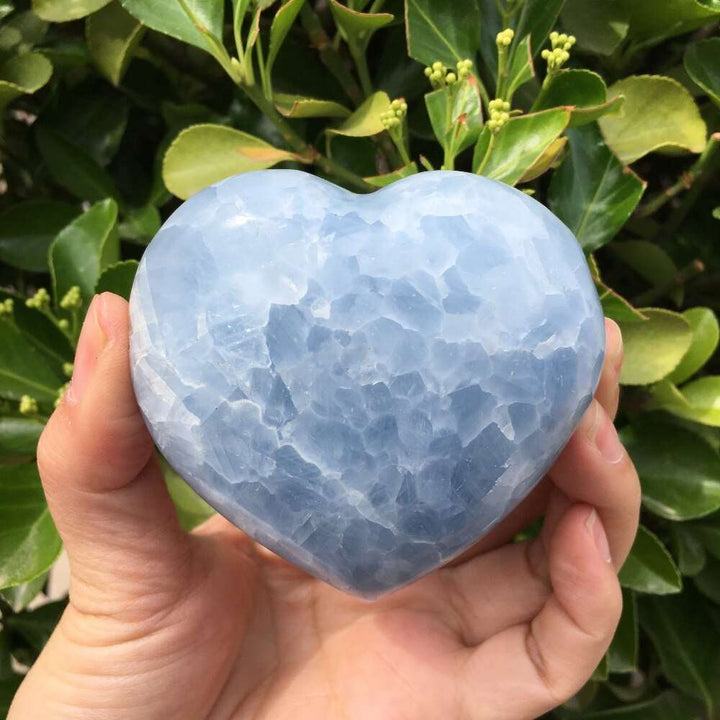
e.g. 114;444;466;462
129;170;604;598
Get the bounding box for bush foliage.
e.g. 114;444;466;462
1;0;720;716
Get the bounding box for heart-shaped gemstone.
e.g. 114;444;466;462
130;170;604;598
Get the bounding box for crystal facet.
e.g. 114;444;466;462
129;170;605;598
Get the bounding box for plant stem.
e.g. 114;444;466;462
349;39;373;97
241;82;374;192
647;135;720;242
475;133;496;175
255;32;269;98
300;5;364;106
632;259;705;307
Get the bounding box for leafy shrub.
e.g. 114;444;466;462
1;0;720;716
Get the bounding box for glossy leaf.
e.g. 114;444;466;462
0;464;62;589
625;0;720;48
561;0;629;56
640;589;720;715
365;162;418;187
618;309;692;386
118;204;161;243
0;573;48;612
685;37;720;107
511;0;565;58
0;417;45;458
0;11;48;58
35;125;120;203
672;524;707;576
0;202;79;273
474;108;569;186
0;321;65;403
612;240;683;306
86;1;145;86
426;77;483;156
608;588;638;672
505;36;534;103
619;525;682;595
50;199;120;306
328;91;391;137
599;76;707;164
695;556;720;604
548;125;646;252
668;308;719;384
95;259;138;300
275;93;351;118
163;124;299;199
0;52;53;112
267;0;305;78
120;0;224;52
329;0;393;47
517;136;566;183
654;376;720;427
622;422;720;521
32;0;111;22
405;0;481;67
534;69;624;126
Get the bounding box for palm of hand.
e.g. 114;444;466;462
10;294;638;720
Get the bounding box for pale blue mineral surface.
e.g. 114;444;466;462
129;170;604;598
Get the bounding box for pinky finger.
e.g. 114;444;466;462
458;504;622;720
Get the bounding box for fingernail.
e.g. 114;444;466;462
66;295;108;404
586;509;612;564
606;319;624;376
579;399;602;441
595;410;626;464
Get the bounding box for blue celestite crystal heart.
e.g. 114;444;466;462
129;170;604;598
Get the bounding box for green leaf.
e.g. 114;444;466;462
534;69;624;127
0;10;48;59
654;376;720;427
50;199;120;307
548;125;646;252
267;0;305;78
640;589;720;715
0;464;62;589
608;588;638;672
405;0;481;67
425;77;483;156
561;0;629;56
0;51;53;112
619;525;682;594
599;75;707;164
32;0;111;22
475;108;569;186
0;321;65;403
512;0;565;58
693;519;720;560
0;572;47;611
86;1;145;86
579;692;704;720
0;202;80;273
120;0;224;52
36;125;120;203
364;162;418;187
118;204;161;243
0;417;44;458
592;653;609;682
695;556;720;603
685;38;720;108
328;91;391;137
622;422;720;521
626;0;720;49
618;308;692;386
612;240;683;306
95;259;138;300
588;258;647;323
518;136;566;183
505;37;535;104
329;0;393;47
274;93;351;118
163;124;300;200
163;460;214;531
5;599;65;660
668;308;719;384
672;524;707;576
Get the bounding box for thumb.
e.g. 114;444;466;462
37;292;191;614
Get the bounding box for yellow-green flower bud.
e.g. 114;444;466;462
63;362;74;378
432;61;444;71
19;395;38;416
59;285;83;311
55;382;70;409
58;318;69;330
446;72;457;84
424;66;433;77
0;298;13;319
496;28;514;47
26;287;50;311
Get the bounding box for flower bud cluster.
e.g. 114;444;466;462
26;287;50;311
487;98;511;133
424;59;473;89
541;32;576;72
380;99;408;130
496;28;514;48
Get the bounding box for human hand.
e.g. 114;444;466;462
9;292;639;720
